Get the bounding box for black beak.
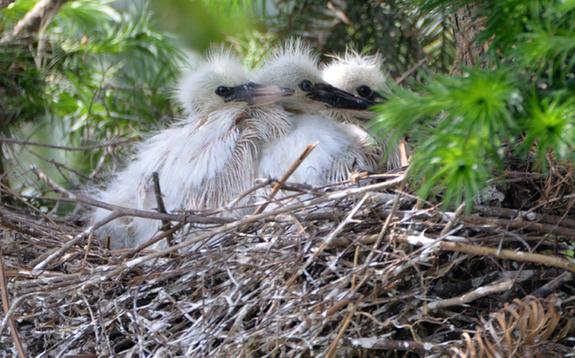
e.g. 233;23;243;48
225;82;294;105
306;83;376;110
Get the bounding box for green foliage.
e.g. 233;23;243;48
152;0;260;50
0;0;186;190
374;0;575;208
374;70;517;206
522;98;575;164
257;0;455;77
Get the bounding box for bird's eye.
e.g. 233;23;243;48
215;86;232;97
298;80;313;92
356;85;374;99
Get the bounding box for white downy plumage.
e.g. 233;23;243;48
90;49;291;248
255;40;377;189
322;50;408;170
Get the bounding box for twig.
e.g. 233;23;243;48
395;58;427;84
31;211;120;275
463;215;575;237
151;172;173;247
342;337;436;353
531;271;574;298
439;202;465;236
226;178;273;210
3;0;68;42
119;223;184;260
363;188;402;264
31;166;232;225
254;142;317;214
325;303;356;358
0;240;26;358
476;205;575;230
288;193;370;286
398;139;410;167
0;137;135;152
404;234;575;273
427;271;535;310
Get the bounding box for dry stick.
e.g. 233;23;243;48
286;193;370;287
476;205;575;230
531;271;574;298
355;167;413;269
342;337;434;353
119;223;184;260
226;178;272;210
86;176;406;283
427;271;535;311
3;0;67;41
462;215;575;237
31;211;121;275
398;139;410;167
363;189;403;264
395;58;428;85
325;303;356;358
404;235;575;273
254;143;317;214
0;137;135;152
0;246;26;358
151;172;174;247
439;202;466;237
0;292;38;339
32;166;232;224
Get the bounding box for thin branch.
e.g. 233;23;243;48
254;142;317;214
463;215;575;237
325;303;356;358
31;166;233;225
0;137;135;152
427;271;535;311
151;172;173;247
0;243;26;358
3;0;69;42
342;337;436;353
404;234;575;273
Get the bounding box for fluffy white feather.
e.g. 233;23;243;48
322;50;407;170
255;40;377;194
90;50;291;248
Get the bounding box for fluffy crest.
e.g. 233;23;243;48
254;38;321;85
176;47;248;116
322;49;388;95
254;38;325;112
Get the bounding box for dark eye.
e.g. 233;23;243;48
298;80;313;92
356;85;374;99
215;86;232;97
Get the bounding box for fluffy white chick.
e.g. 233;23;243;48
322;50;409;170
255;40;377;190
90;49;292;248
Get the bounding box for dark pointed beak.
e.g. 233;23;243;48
306;83;376;110
225;82;294;106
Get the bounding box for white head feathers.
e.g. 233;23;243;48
176;48;249;116
253;39;327;112
322;49;388;96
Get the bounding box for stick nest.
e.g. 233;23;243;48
0;170;574;357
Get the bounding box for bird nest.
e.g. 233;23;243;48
0;169;574;357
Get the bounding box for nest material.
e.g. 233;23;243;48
0;171;574;357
